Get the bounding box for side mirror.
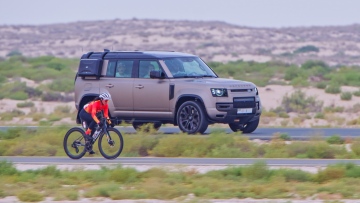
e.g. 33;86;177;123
150;70;165;79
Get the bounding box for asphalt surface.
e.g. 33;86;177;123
2;126;360;140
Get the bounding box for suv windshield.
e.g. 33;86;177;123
163;57;217;78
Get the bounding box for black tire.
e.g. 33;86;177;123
63;127;87;159
177;100;208;134
229;117;260;134
98;127;124;160
132;122;162;132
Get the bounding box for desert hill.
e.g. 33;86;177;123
1;19;360;66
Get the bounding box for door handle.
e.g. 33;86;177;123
105;84;114;88
135;85;144;89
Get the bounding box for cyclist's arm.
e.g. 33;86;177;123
104;104;110;119
91;103;100;124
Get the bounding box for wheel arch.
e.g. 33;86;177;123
174;94;208;125
76;93;98;124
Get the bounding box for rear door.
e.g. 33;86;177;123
99;59;135;117
133;60;171;118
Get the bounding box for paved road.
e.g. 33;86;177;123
2;126;359;140
1;157;360;167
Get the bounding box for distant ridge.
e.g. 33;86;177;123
1;19;359;66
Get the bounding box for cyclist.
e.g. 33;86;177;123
79;92;112;154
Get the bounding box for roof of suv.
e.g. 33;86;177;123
81;51;196;60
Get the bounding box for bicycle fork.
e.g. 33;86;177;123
105;131;115;147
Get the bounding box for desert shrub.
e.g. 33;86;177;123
242;161;270;180
0;161;18;176
294;45;319;54
48;78;74;93
109;167;139;183
314;167;345;183
41;92;63;101
6;50;22;57
326;135;344;144
25;86;42;98
17;101;35;108
351;140;360;156
325;84;341;94
17;189;44;202
276;169;311;182
284;67;306;81
316;81;327;89
0;109;25;121
340;92;352;100
353;90;360;97
9;91;28;100
290;77;309;87
344;163;360;178
314;112;325;119
323;105;344;113
282;90;323;113
0;127;27;140
0;75;6;83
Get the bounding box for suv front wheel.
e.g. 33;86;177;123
177;101;208;134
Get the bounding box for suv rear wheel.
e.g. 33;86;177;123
132;122;162;132
229;117;259;134
177;101;208;134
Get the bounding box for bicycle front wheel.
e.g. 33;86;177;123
98;127;124;159
63;127;87;159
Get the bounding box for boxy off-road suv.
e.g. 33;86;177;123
74;50;262;134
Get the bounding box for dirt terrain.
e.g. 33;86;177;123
1;19;360;66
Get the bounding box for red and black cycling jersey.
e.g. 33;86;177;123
83;100;109;124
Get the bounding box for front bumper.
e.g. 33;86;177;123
207;100;261;124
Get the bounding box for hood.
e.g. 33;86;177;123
187;78;257;89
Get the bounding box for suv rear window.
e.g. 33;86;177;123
106;60;134;78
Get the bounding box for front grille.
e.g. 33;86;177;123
233;97;256;108
230;89;253;93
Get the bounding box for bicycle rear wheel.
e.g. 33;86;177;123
63;127;87;159
98;127;124;159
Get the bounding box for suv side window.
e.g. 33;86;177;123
115;60;134;78
138;60;163;78
106;61;117;77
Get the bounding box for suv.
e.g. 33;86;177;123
74;50;262;134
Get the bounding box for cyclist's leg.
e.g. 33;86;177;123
79;109;95;154
79;109;94;139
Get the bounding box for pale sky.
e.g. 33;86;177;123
0;0;359;28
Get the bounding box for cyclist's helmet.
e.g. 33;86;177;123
99;92;111;100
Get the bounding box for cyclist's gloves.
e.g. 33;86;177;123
98;121;104;128
107;118;115;127
106;118;112;125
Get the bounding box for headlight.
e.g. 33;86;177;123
211;88;228;97
255;87;258;95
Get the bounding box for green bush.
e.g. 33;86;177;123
48;78;74;93
316;81;327;89
326;135;344;144
41;92;63;101
0;109;25;121
294;45;319;54
242;161;270;180
325;84;341;94
282;90;323;113
353;90;360;97
0;161;18;175
17;101;35;108
341;92;352;100
17;189;44;202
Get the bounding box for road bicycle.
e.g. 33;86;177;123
63;113;124;159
